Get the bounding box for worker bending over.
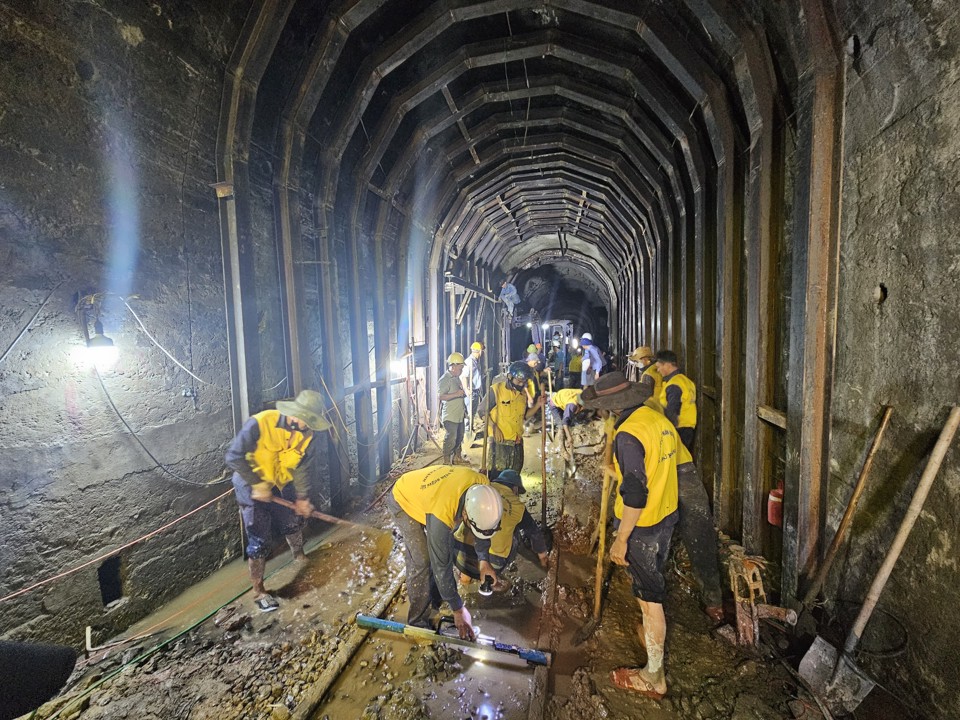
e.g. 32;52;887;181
581;372;680;699
655;349;697;454
225;390;331;612
548;388;583;462
454;470;549;589
387;465;503;640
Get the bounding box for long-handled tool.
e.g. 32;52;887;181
799;406;960;716
270;496;368;530
573;418;617;645
541;370;549;528
800;406;894;615
356;613;552;666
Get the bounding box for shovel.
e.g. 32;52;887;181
799;406;960;715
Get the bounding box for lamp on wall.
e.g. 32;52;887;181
77;293;118;370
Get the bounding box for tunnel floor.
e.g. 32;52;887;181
39;426;838;720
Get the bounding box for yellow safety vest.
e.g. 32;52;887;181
612;406;680;527
552;388;582;409
569;355;582;372
246;410;313;489
453;483;523;562
641;365;664;402
660;372;697;429
489;381;527;442
392;466;489;528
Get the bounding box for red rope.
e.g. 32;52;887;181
0;488;234;604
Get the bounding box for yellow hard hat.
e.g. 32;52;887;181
470;341;483;351
447;352;466;365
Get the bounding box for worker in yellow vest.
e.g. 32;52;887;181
453;470;549;589
225;390;332;613
478;362;544;474
655;349;697;453
387;465;503;640
548;388;583;461
568;348;583;389
580;372;679;700
627;345;663;400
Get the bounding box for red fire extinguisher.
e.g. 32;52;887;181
767;483;784;528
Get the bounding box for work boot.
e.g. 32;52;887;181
285;531;307;562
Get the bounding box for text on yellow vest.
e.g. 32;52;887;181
612;406;680;527
392;466;490;528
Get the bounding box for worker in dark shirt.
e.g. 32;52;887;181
655;349;697;454
581;371;680;700
225;390;331;612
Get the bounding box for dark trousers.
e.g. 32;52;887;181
489;441;523;474
386;495;440;628
678;426;696;455
232;475;301;559
676;463;723;607
442;420;464;462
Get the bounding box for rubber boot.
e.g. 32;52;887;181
285;531;307;562
249;557;267;597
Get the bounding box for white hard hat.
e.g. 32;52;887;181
463;484;503;539
582;332;592;341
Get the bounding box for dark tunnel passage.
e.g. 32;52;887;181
1;0;959;717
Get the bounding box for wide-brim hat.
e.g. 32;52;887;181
629;345;654;363
493;469;526;494
275;390;332;431
579;371;651;410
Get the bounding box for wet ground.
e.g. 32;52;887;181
30;422;837;720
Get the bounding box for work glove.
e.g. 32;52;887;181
251;482;274;502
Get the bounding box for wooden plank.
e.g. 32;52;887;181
757;404;787;430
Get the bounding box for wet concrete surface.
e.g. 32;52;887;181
35;424;836;720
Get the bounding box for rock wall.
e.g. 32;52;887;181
0;0;249;645
828;1;960;716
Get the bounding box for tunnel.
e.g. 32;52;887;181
1;0;958;718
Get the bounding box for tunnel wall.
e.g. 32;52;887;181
827;1;960;715
0;0;249;645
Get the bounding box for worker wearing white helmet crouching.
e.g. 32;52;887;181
387;466;503;639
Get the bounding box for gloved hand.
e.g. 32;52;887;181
251;482;274;502
294;498;315;517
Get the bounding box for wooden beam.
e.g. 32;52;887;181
757;404;787;430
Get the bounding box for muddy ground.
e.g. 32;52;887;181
27;421;841;720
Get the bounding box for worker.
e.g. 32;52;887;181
454;470;549;589
438;352;468;464
462;341;485;432
523;352;545;435
387;465;503;639
568;348;583;389
547;338;565;386
655;349;697;453
499;279;520;316
225;390;331;612
580;333;605;387
478;361;544;474
548;388;583;462
580;372;680;700
627;346;663;400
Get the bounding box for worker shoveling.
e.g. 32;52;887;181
356;613;552;667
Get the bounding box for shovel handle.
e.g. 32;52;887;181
269;496;360;529
843;406;960;656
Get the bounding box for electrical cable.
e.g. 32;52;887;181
93;365;229;486
0;487;234;605
0;280;63;366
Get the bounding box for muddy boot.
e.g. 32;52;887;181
285;531;307;562
249;558;279;612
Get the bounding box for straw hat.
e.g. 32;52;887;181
579;371;652;410
629;345;654;363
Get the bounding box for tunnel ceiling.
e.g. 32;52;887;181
257;0;801;321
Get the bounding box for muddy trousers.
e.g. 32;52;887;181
676;464;723;607
386;496;441;629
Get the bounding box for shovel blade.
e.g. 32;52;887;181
571;616;600;646
798;636;876;716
